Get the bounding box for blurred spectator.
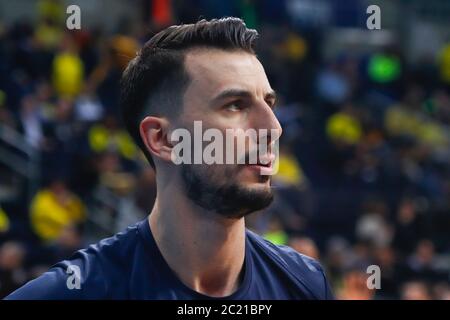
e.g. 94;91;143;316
30;179;86;242
86;35;139;117
373;245;402;299
401;281;432;300
0;206;10;235
88;115;137;161
19;94;44;149
274;145;306;187
432;282;450;300
338;267;376;300
355;198;393;247
326;104;363;146
385;85;449;155
263;216;289;246
405;239;447;283
48;223;84;262
393;198;425;254
52;34;84;99
438;43;450;86
0;90;16;129
0;242;27;298
289;236;320;260
316;61;351;105
37;0;65;26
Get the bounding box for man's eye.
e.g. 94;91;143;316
225;103;242;112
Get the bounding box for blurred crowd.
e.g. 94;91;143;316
0;0;449;299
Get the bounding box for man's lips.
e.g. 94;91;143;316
254;153;275;166
245;163;274;176
242;153;275;175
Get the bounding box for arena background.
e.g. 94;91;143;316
0;0;449;300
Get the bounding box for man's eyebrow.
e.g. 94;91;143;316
211;88;277;105
211;89;252;104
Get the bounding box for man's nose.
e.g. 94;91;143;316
252;102;282;145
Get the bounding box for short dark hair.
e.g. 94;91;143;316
120;17;259;169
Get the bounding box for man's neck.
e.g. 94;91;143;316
148;195;247;297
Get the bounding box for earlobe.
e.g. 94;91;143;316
139;117;173;164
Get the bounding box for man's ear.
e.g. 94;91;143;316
139;116;173;163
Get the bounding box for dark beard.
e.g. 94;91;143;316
181;164;274;219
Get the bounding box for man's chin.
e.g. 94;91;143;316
181;164;274;219
214;184;274;219
239;180;272;194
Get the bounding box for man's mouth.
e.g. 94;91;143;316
243;153;275;175
255;153;275;167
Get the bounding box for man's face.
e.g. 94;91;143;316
172;48;282;218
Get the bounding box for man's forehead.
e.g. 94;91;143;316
184;48;271;97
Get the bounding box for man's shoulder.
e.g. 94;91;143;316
5;223;142;300
246;229;323;271
246;229;334;300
